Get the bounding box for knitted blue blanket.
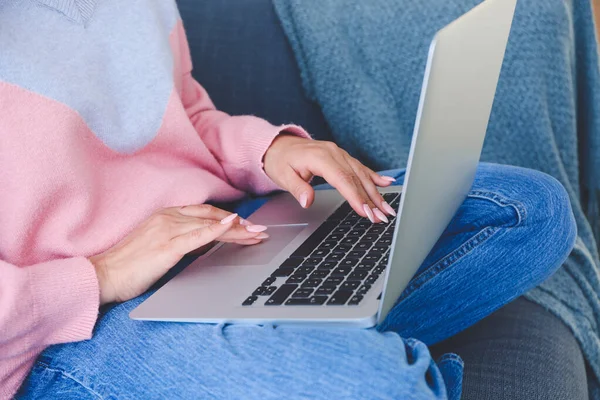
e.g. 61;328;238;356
273;0;600;397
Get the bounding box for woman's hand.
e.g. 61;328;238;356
264;135;397;223
89;205;268;305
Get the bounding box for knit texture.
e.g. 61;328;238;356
272;0;600;397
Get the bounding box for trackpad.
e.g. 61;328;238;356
201;224;308;266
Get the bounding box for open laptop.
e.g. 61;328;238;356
131;0;517;327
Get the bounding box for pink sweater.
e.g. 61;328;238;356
0;1;308;397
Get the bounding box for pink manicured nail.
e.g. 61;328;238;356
380;176;396;182
373;208;389;223
381;201;397;216
299;192;309;208
256;233;269;239
246;225;268;233
239;219;252;226
220;213;238;224
363;204;376;223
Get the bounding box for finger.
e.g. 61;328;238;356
217;225;269;242
347;157;390;221
220;238;264;246
280;166;315;208
170;215;236;255
309;153;377;221
176;204;233;221
367;168;396;187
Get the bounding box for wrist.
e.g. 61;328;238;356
88;254;115;305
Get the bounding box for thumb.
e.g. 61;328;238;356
282;167;315;209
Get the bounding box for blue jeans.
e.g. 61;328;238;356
17;163;577;400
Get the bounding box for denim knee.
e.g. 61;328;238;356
476;163;577;275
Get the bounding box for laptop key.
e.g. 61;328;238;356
311;248;330;258
357;284;371;294
280;258;302;268
363;254;382;263
317;241;337;251
285;296;328;306
315;285;336;296
262;277;276;286
356;221;372;230
327;290;354;305
332;244;352;253
347;230;365;238
341;237;359;245
348;294;364;305
340;219;356;227
327;233;345;241
356;263;377;271
354;242;371;251
290;221;336;258
326;253;344;261
271;268;295;277
366;274;379;285
341;281;360;290
302;279;323;288
371;246;388;254
242;295;258;306
292;288;314;298
317;261;338;270
310;270;329;279
252;286;271;296
327;202;352;221
377;238;393;246
348;270;368;281
348;250;366;258
339;258;359;268
286;274;307;284
303;257;323;266
297;266;315;275
330;267;353;277
265;284;298;305
324;276;344;286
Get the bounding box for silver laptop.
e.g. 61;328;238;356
131;0;517;327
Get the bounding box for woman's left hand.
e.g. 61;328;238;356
263;134;398;223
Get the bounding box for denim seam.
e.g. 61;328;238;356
467;190;527;227
34;361;103;399
398;226;500;302
437;353;464;367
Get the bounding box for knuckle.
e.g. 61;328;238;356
336;169;356;186
323;141;339;151
150;213;171;226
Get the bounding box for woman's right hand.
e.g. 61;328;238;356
89;205;268;305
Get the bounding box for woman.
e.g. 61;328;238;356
1;1;577;398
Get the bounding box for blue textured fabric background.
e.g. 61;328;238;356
272;0;600;397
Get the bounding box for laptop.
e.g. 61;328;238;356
130;0;517;327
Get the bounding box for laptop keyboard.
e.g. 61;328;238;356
242;192;401;307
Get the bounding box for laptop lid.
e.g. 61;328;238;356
376;0;517;323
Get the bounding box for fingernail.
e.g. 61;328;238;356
373;208;389;223
256;233;269;239
220;213;238;225
246;225;268;233
380;176;396;182
239;218;252;226
381;201;397;216
363;204;376;223
299;192;308;208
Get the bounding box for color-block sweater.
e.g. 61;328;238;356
0;1;308;397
